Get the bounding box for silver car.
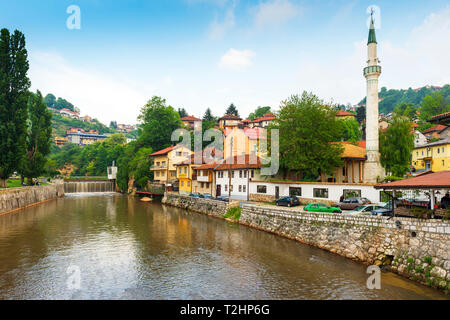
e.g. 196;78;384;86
345;204;383;215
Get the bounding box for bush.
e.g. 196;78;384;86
223;207;242;221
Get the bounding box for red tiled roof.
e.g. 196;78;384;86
336;110;355;117
375;171;450;189
215;155;262;170
150;146;175;156
431;112;450;121
422;124;447;134
181;115;201;122
252;113;276;122
219;114;242;121
411;123;419;128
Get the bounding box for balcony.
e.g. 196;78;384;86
197;175;211;182
363;65;381;76
151;164;168;170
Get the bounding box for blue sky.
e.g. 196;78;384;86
1;0;449;124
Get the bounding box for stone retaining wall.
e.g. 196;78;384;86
162;193;231;218
0;183;65;216
161;193;449;292
240;205;450;291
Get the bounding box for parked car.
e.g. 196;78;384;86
334;197;371;210
371;201;393;216
276;196;300;207
189;192;201;198
214;195;229;202
304;203;342;213
201;193;213;199
346;204;384;215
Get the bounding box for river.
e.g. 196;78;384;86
0;193;447;300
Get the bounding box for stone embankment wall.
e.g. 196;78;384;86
162;193;233;218
163;193;449;291
240;205;450;291
0;183;65;216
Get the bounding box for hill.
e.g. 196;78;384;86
50;110;115;137
358;85;450;114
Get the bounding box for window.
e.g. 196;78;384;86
239;185;242;192
188;181;190;187
313;188;328;198
289;187;302;197
171;172;176;177
156;171;159;177
438;148;440;154
176;151;182;156
162;161;166;166
230;185;233;191
343;189;361;198
156;162;160;166
225;185;228;192
206;183;209;188
181;181;184;187
178;168;182;174
243;185;246;193
244;170;247;178
443;160;445;167
184;167;187;174
257;185;267;194
231;171;235;178
251;170;254;178
201;182;204;188
239;170;242;178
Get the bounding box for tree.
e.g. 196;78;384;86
339;118;362;142
178;108;187;118
419;91;450;122
356;106;366;124
137;96;183;151
394;103;416;119
225;103;239;117
248;106;271;120
0;29;31;188
44;93;56;108
55;97;76;112
110;121;118;129
202;108;215;122
21;91;53;184
269;92;344;181
380;114;415;177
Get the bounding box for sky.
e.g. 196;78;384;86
0;0;449;125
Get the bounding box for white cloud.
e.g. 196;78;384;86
219;48;256;71
28;52;148;125
252;0;301;29
208;7;235;40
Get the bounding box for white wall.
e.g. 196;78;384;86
249;181;381;203
216;170;250;200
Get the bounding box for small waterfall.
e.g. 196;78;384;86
64;181;115;193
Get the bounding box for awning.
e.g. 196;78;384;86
375;171;450;189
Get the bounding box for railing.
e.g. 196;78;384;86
197;175;211;182
151;164;168;170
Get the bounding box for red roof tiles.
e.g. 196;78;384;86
375;171;450;189
422;124;447;134
150;146;176;156
181;115;201;122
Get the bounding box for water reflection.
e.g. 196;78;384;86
0;194;447;300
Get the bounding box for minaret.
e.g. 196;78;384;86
363;11;383;183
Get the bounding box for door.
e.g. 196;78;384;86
216;185;221;197
275;186;280;200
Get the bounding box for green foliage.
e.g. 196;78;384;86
223;207;242;221
44;93;79;113
136;96;182;151
116;142;153;191
359;85;449;115
21;91;53;183
418;90;450;122
50;112;114;136
202;108;216;122
178;108;187;118
248;106;271;121
423;256;432;264
0;28;31;187
356;106;365;124
411;207;432;219
225;103;239;117
380;114;415;177
394;103;417;118
269;92;344;180
338;118;362;142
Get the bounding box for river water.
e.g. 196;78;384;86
0;193;447;300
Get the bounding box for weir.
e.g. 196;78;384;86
64;181;115;193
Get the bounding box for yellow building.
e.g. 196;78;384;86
150;145;192;186
412;138;450;173
223;127;265;158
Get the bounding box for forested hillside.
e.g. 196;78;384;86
50;110;115;137
358;85;450;114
